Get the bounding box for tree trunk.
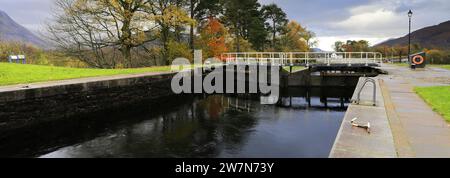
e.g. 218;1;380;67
272;19;276;49
120;3;134;68
121;46;132;68
121;18;132;67
190;0;195;50
162;26;170;65
236;29;240;52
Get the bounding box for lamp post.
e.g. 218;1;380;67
408;10;413;64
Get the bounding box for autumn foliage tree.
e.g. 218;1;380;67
426;49;450;64
197;17;228;59
333;40;370;52
47;0;159;68
45;0;315;68
278;21;309;52
47;0;195;68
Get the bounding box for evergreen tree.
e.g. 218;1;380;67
222;0;266;52
261;4;288;49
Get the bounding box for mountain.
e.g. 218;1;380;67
310;48;325;52
0;10;46;47
373;38;395;46
376;20;450;50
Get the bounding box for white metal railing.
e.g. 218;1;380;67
221;52;383;66
353;77;377;106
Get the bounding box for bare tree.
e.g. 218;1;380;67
47;0;158;68
47;0;194;68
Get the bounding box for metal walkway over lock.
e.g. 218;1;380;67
221;52;383;67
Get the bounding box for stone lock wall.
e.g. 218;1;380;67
0;73;177;134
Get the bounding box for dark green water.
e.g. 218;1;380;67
0;87;353;158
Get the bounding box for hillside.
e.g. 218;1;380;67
377;20;450;50
0;10;46;47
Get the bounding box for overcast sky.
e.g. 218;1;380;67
1;0;449;50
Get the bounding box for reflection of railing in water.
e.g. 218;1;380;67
278;96;349;109
279;87;353;109
226;97;253;112
225;94;350;111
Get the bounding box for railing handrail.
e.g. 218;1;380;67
223;52;383;54
221;52;383;66
354;77;377;106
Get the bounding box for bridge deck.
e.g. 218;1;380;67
221;52;383;67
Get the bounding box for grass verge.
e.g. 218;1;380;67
430;65;450;70
0;63;173;86
415;86;450;122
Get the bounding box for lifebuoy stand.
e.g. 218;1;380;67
409;52;427;69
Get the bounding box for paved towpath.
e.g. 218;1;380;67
0;71;174;93
331;64;450;158
378;65;450;157
330;77;397;158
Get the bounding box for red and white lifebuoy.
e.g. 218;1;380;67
412;55;425;65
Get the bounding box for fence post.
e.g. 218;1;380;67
366;52;369;66
306;53;309;67
290;53;293;66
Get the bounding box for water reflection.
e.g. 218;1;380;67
38;88;350;158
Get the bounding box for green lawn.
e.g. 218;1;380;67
415;86;450;122
0;63;173;86
393;63;409;67
430;65;450;70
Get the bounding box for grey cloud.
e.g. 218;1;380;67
0;0;449;50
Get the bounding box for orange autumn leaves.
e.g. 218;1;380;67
197;17;228;60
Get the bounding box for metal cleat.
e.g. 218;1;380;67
350;117;371;134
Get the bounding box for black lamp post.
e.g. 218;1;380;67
408;10;413;64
